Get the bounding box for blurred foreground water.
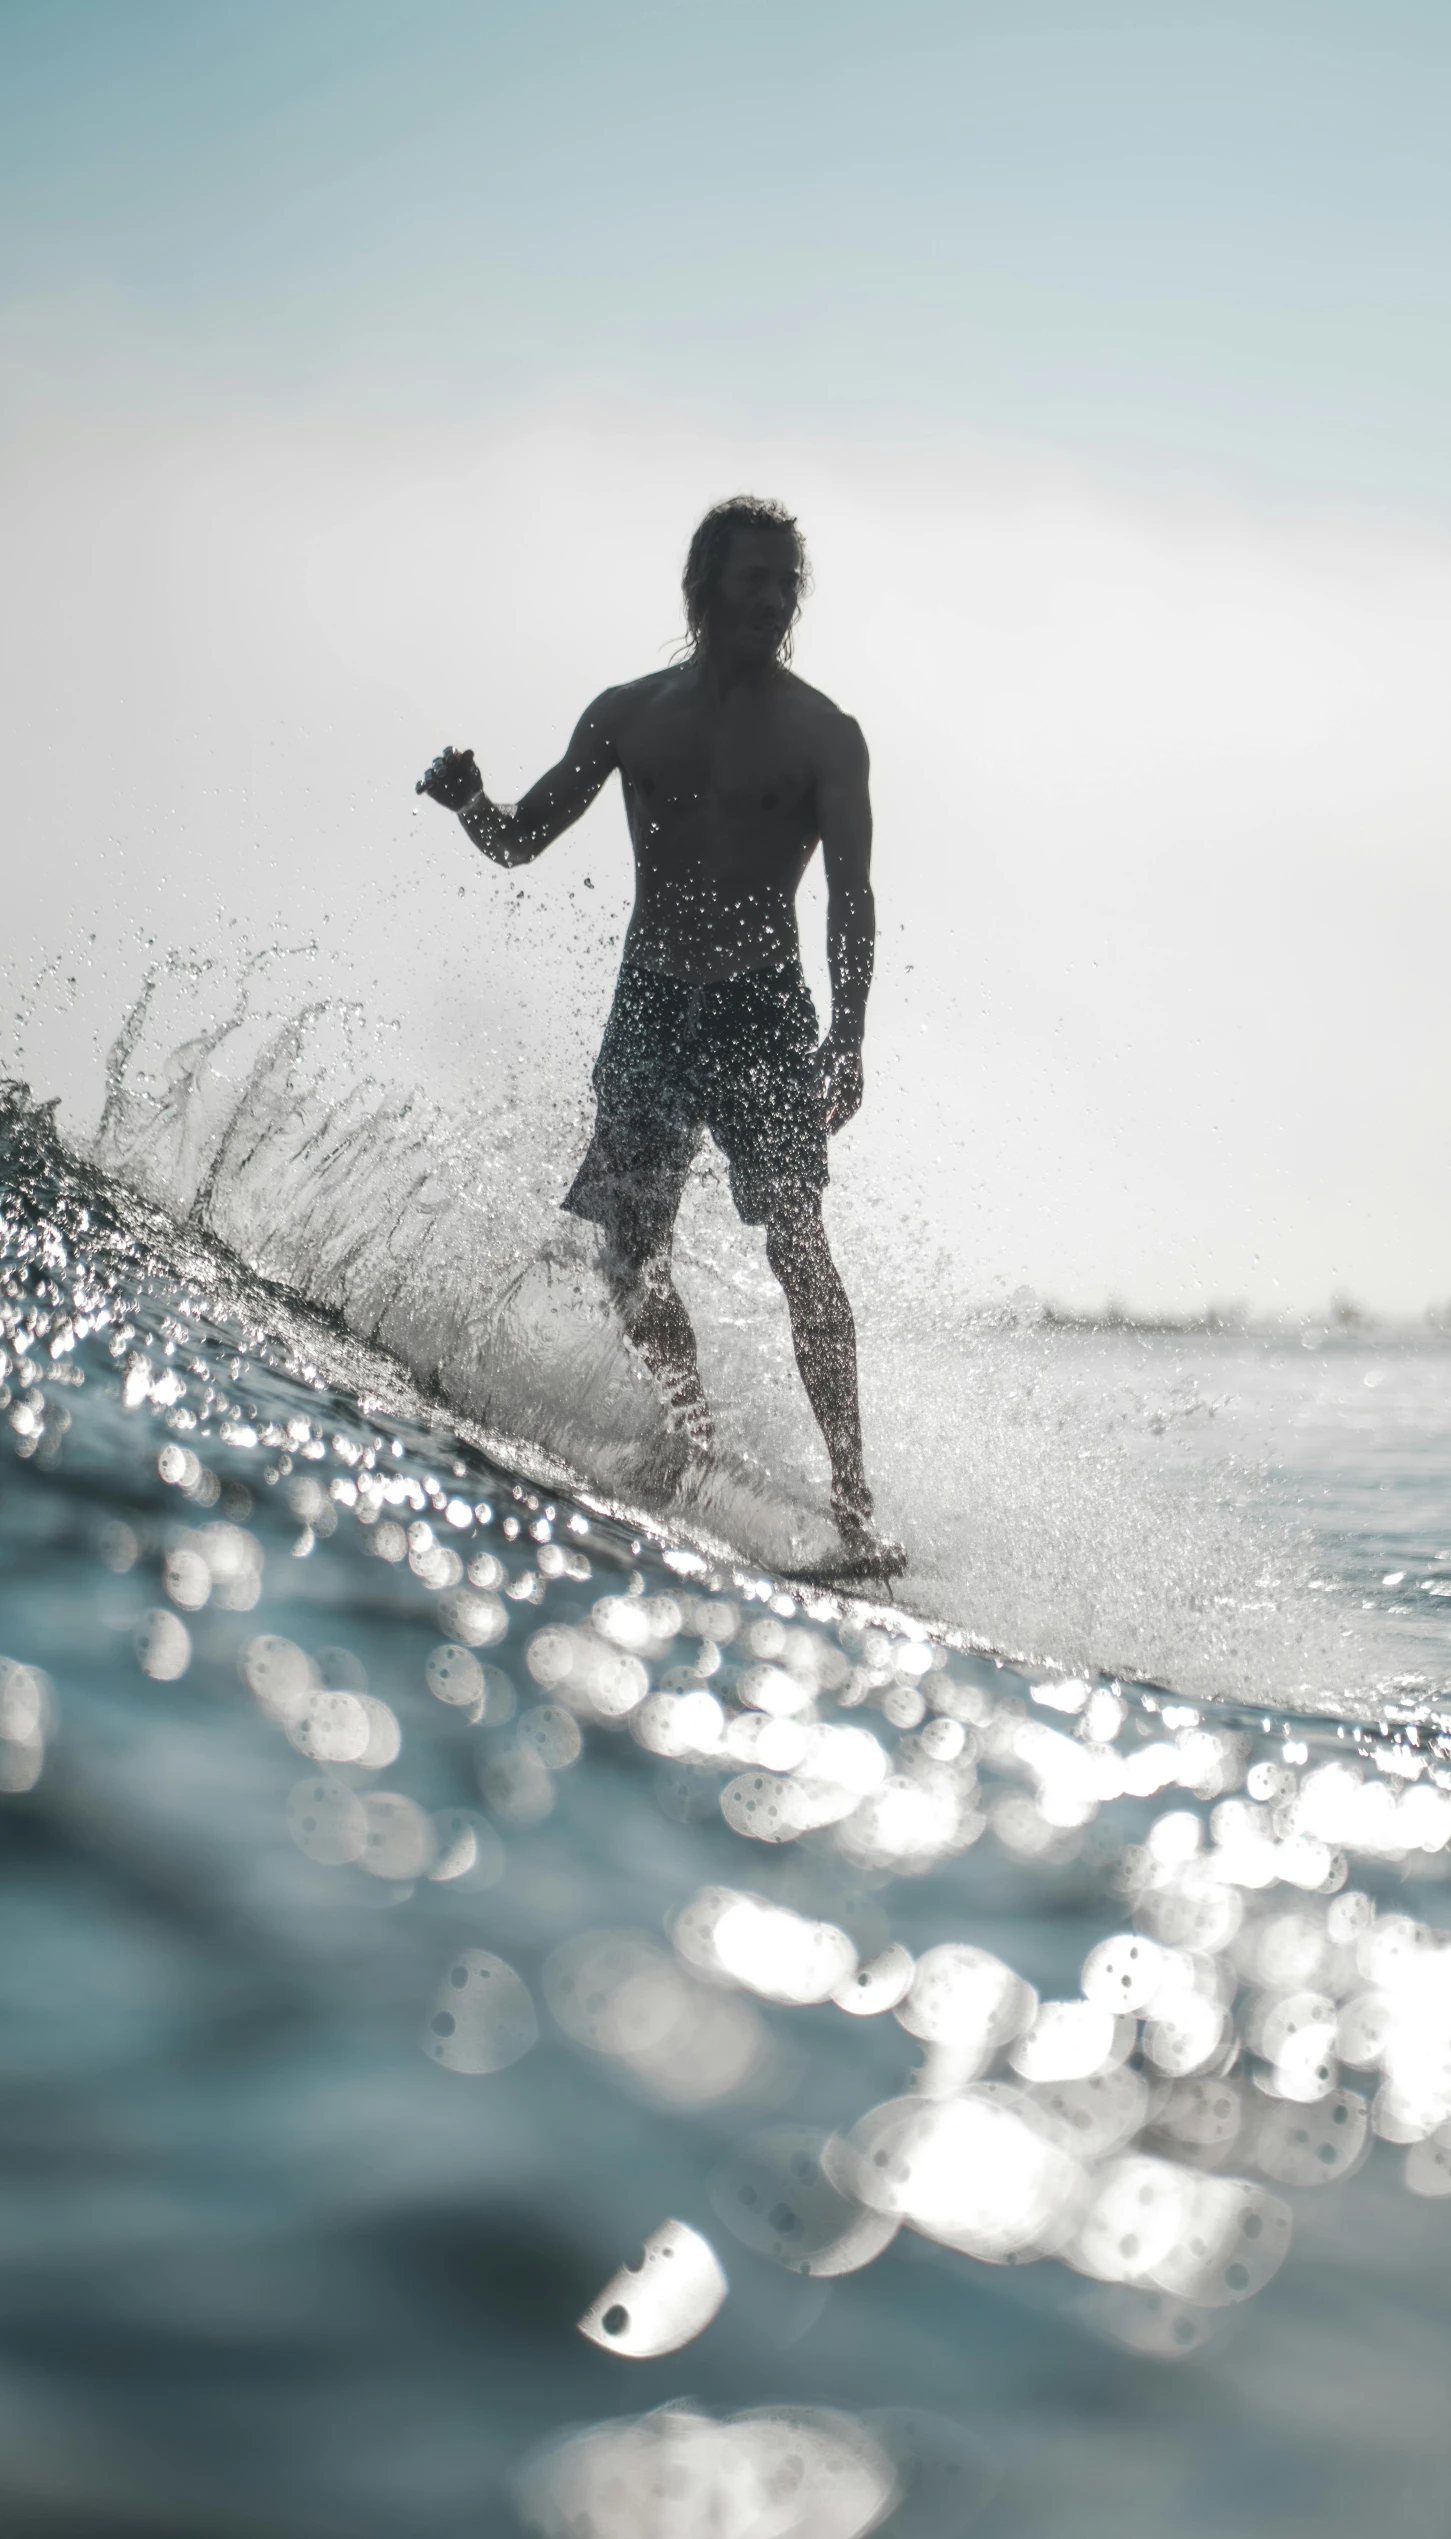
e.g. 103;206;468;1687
5;1076;1451;2538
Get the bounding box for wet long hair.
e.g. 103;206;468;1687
680;496;810;664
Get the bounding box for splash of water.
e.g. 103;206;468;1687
48;958;1439;1706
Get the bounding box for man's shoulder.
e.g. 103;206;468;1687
579;668;676;734
779;673;867;762
600;666;679;713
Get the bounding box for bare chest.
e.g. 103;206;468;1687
618;693;817;828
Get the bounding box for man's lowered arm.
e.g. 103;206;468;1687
816;714;875;1132
416;692;620;869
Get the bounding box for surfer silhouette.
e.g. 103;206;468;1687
416;496;901;1580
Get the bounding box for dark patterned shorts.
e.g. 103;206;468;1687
563;958;828;1260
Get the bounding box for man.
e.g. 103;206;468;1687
417;495;900;1578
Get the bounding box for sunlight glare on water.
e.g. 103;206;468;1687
5;1073;1451;2534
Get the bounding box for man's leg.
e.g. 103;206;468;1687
605;1230;713;1452
763;1200;871;1528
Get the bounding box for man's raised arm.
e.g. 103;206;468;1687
817;713;875;1133
415;692;620;870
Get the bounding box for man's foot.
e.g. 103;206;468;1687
833;1514;907;1583
780;1525;907;1590
829;1481;906;1583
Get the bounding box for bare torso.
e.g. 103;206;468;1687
610;663;844;982
419;635;873;1038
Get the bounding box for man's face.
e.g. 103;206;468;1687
708;527;802;661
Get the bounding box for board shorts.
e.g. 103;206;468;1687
562;957;829;1260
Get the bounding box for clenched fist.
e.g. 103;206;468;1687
416;745;482;811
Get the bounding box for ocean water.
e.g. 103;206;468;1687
5;1042;1451;2539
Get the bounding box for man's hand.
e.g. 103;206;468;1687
818;1029;864;1135
416;745;482;811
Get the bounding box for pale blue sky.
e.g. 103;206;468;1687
5;0;1451;510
